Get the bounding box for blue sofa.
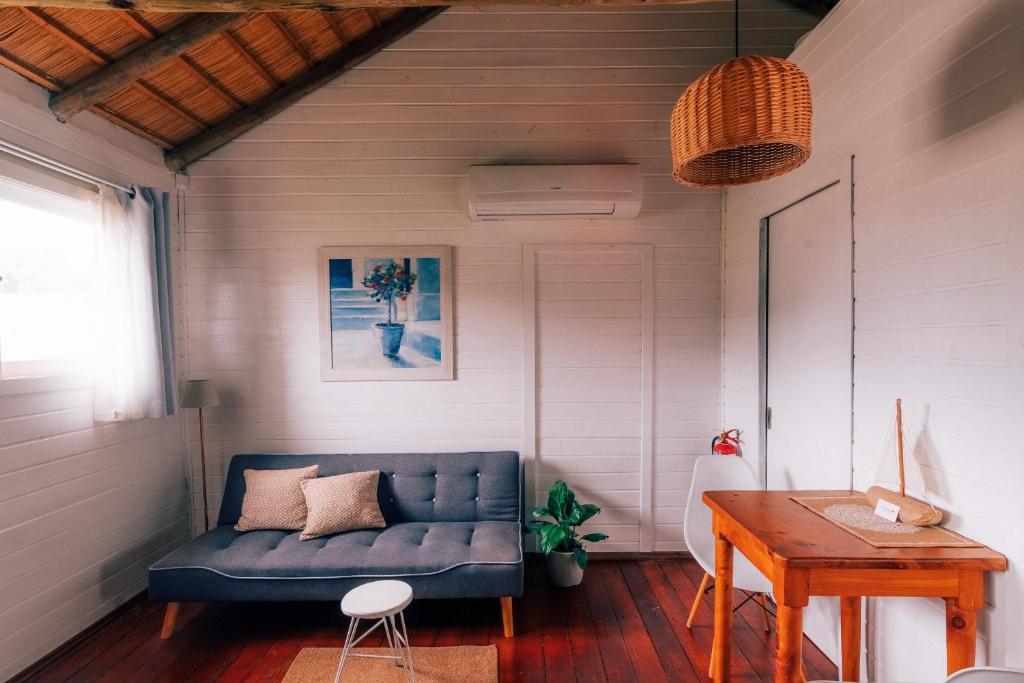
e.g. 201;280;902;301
149;451;523;637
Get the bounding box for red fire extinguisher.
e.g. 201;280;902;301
711;429;740;456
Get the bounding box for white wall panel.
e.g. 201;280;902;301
721;0;1024;677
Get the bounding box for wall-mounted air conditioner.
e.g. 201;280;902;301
468;164;642;221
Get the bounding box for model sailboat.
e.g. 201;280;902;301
864;399;942;526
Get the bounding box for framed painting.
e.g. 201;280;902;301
317;246;454;381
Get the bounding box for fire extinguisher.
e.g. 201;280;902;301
711;429;740;456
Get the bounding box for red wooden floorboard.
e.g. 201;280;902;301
638;560;762;683
539;572;574;681
17;558;838;683
582;560;636;681
513;560;546;683
618;561;700;682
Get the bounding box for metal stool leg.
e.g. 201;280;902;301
391;614;415;683
334;616;359;683
382;612;397;666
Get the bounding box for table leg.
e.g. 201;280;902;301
946;570;983;675
840;596;861;682
776;604;804;683
945;598;978;675
712;533;734;682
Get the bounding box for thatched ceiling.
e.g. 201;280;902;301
0;1;834;172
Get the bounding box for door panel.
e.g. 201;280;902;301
533;246;649;552
765;181;851;665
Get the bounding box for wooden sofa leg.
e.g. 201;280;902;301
161;602;181;639
500;596;514;638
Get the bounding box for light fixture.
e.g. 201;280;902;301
181;379;220;532
669;0;812;188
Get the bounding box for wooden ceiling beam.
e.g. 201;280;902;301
133;80;209;128
23;7;209;132
165;7;444;172
176;54;245;109
0;0;705;9
91;103;176;148
114;10;246;112
49;11;244;121
0;46;62;90
268;13;314;69
323;12;348;47
220;28;279;88
114;9;158;39
19;7;108;64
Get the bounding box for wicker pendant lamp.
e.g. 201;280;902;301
670;1;812;188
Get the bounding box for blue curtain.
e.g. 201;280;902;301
140;187;177;416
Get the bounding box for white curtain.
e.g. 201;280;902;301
92;186;167;422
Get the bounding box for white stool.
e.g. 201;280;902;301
334;580;415;683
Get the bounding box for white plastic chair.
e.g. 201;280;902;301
808;666;1024;683
946;668;1024;683
684;454;773;622
685;455;796;677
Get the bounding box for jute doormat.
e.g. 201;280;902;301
283;645;498;683
790;495;982;548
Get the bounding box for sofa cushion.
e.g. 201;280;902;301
300;471;385;540
152;521;521;579
234;465;319;532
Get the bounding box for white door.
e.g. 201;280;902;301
765;181;851;664
529;245;653;553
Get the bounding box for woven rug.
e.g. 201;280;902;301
790;495;982;548
283;645;498;683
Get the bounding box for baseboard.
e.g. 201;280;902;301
8;590;148;683
586;550;692;561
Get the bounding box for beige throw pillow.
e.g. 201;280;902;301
234;465;319;532
300;470;386;541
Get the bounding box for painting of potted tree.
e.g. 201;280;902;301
317;246;453;381
362;260;417;358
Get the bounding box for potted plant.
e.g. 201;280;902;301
527;480;608;587
362;261;417;358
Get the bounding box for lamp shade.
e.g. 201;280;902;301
181;379;220;409
670;55;812;188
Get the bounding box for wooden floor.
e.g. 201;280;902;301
17;558;837;682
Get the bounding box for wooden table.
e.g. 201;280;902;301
703;490;1007;683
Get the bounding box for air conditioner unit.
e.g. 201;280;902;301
468;164;642;221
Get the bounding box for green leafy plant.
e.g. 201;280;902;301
526;480;609;569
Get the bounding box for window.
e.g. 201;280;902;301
0;170;97;379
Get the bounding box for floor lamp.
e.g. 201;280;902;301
181;379;219;532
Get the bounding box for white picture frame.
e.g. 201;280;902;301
317;246;454;381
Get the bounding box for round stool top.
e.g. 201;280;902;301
341;580;413;619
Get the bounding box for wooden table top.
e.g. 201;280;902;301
703;490;1008;571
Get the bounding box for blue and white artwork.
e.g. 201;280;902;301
318;247;453;381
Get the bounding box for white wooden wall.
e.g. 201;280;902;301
722;0;1024;677
181;2;816;549
0;69;184;680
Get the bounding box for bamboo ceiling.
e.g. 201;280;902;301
0;6;425;169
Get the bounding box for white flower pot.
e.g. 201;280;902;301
546;550;584;587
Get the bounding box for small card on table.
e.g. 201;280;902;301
873;498;901;522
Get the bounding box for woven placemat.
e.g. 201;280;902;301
790;495;982;548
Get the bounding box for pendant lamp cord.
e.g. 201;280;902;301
734;0;740;58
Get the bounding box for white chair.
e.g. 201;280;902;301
808;666;1024;683
946;668;1024;683
685;455;798;678
684;454;773;626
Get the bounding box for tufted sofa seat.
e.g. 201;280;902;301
149;451;523;636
